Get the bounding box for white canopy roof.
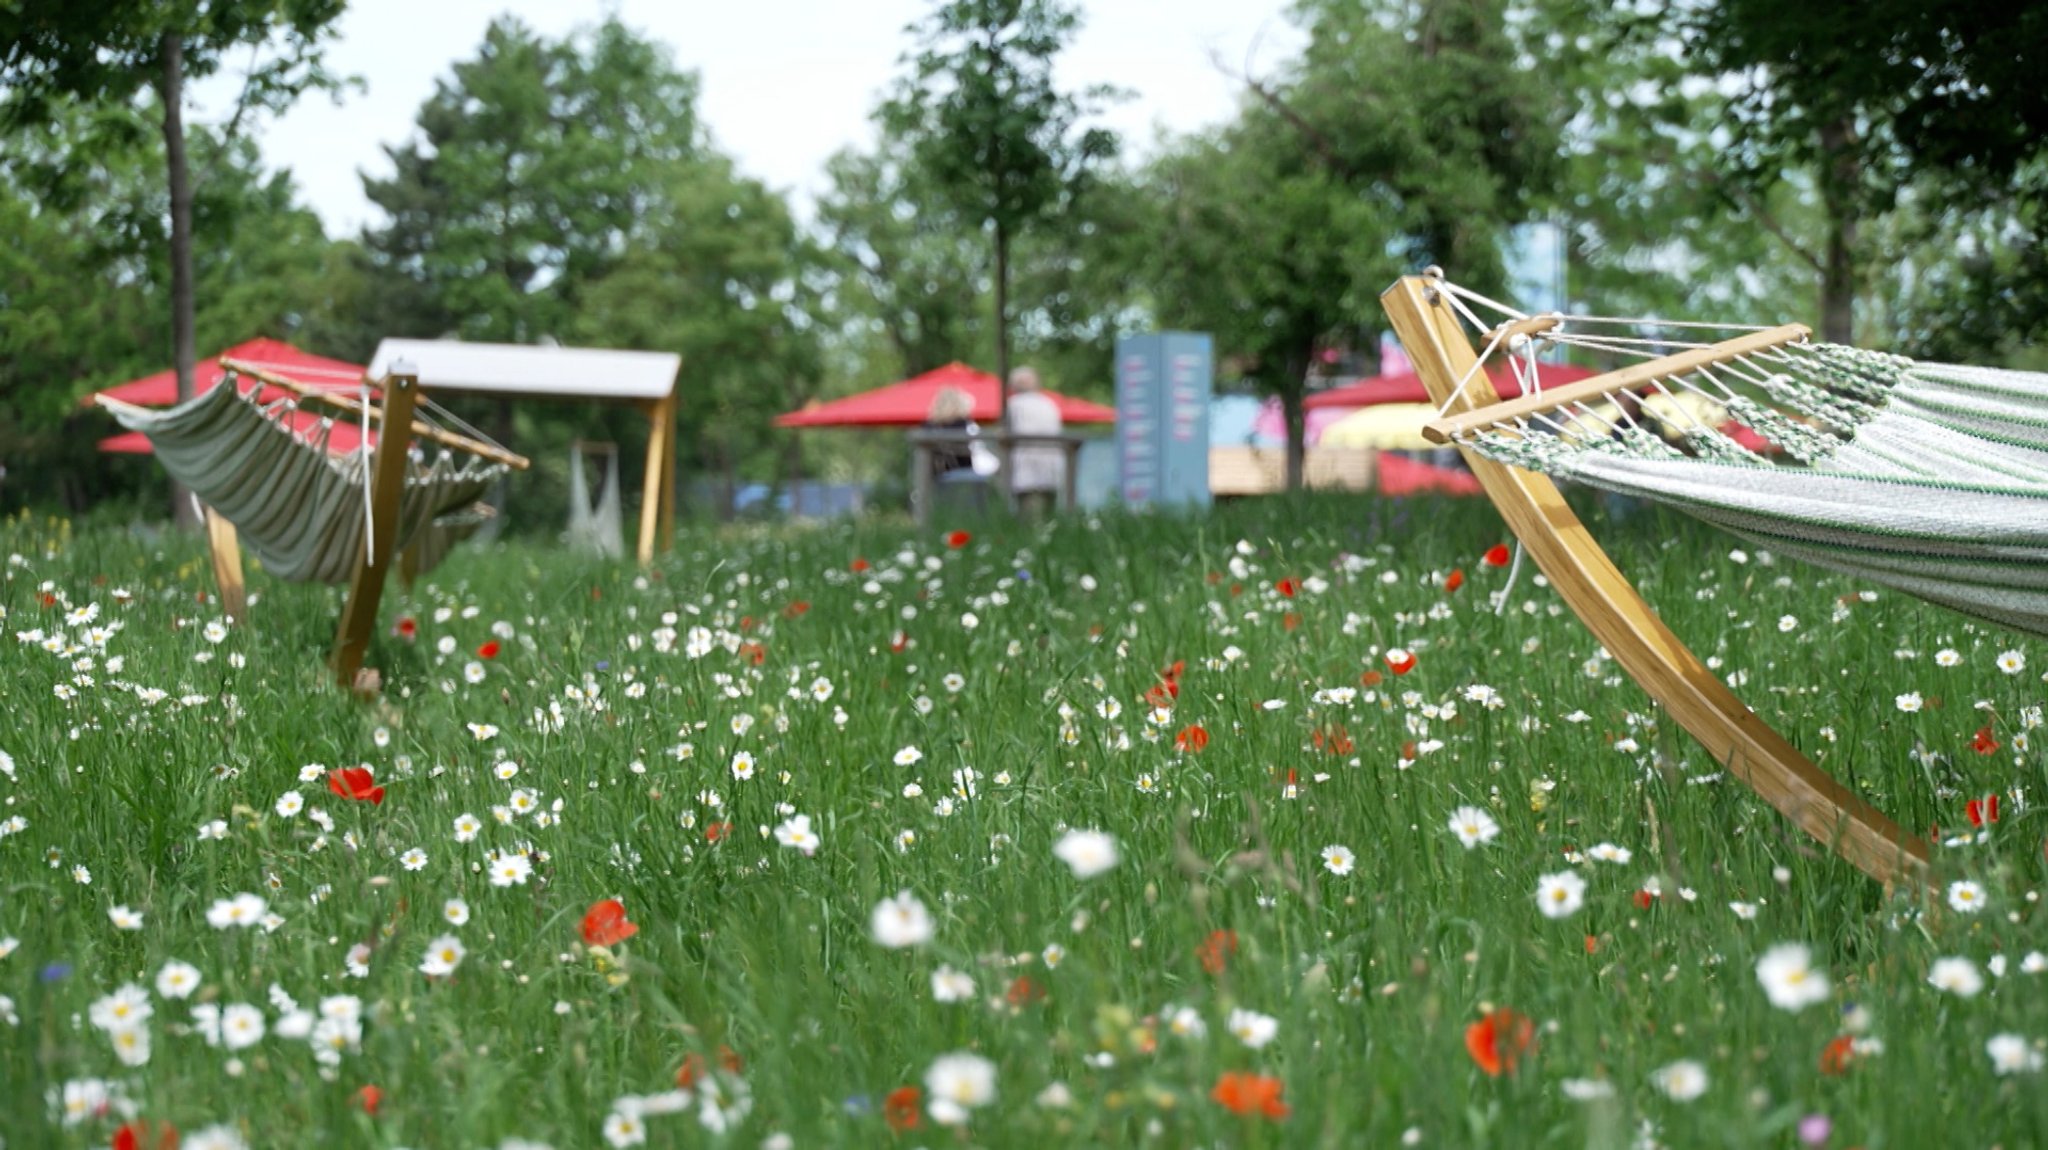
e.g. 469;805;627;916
367;339;680;402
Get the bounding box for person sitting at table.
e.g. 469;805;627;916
923;387;978;478
1008;365;1064;516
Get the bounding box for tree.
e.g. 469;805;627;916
1126;0;1560;489
1;0;345;523
1562;0;2048;348
814;135;989;378
881;0;1118;432
364;16;705;345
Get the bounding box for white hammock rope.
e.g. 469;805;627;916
1420;273;2048;639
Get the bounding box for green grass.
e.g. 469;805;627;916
1;495;2044;1149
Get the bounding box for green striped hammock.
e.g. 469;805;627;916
1442;333;2048;639
101;377;505;584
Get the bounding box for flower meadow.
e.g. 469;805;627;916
2;496;2047;1148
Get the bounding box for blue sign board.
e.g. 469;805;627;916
1115;333;1212;510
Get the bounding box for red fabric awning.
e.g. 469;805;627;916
86;337;367;410
88;338;370;457
98;409;375;457
775;362;1115;428
1304;362;1601;410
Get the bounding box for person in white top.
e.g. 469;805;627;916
1005;365;1064;516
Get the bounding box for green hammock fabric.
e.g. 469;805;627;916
102;379;505;584
1464;345;2048;639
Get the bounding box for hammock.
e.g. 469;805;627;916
1378;273;1980;888
100;376;505;583
1413;291;2048;640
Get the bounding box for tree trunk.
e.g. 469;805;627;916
1818;116;1859;345
1282;367;1308;493
993;221;1012;503
158;32;200;529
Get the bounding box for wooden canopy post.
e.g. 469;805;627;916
330;370;420;689
1380;275;1930;888
637;390;678;566
202;505;247;623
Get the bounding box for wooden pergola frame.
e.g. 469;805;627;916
365;339;683;568
1380;274;1931;888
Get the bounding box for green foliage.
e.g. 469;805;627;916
0;0;344;125
363;17;706;345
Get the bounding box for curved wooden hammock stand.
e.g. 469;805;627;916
1379;275;1933;888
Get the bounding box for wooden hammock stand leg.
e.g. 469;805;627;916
330;371;420;690
202;505;247;623
1380;275;1932;889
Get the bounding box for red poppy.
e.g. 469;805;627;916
476;640;500;660
1175;724;1210;753
327;766;385;806
718;1044;744;1074
1465;1007;1535;1076
1005;974;1046;1006
1210;1071;1289;1119
1360;669;1383;686
1197;928;1237;975
675;1052;707;1088
1968;794;2000;827
851;557;870;573
1444;569;1466;593
580;898;639;947
783;600;810;619
1819;1034;1856;1075
1282;612;1302;631
1634;888;1657;910
1144;683;1176;709
355;1084;383;1115
394;616;418;640
1481;543;1512;567
112;1121;179;1150
1584;934;1600;955
40;592;57;608
1312;724;1354;755
1973;725;2000;755
889;630;909;654
946;530;971;549
1275;577;1298;598
1385;648;1417;675
884;1085;922;1131
705;821;734;843
740;641;766;665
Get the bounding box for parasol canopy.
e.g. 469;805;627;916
87;338;371;457
775;362;1115;428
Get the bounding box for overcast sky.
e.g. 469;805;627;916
195;0;1304;236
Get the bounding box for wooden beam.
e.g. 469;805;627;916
330;371;421;690
657;391;678;554
636;394;674;567
1420;323;1811;445
1381;276;1927;887
222;358;532;472
203;505;247;623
